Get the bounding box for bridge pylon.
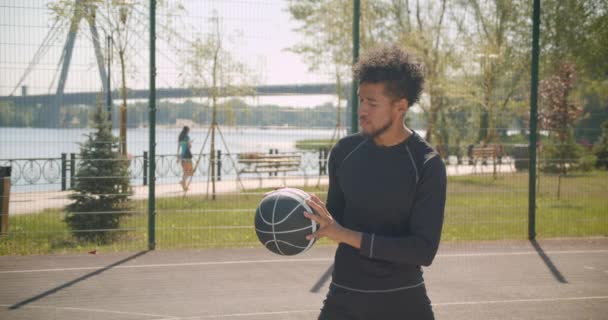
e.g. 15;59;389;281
49;0;108;127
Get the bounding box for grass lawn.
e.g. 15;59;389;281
294;139;335;151
1;172;606;255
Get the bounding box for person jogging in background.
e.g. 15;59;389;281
304;45;447;320
177;126;193;191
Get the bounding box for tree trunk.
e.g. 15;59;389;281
119;50;127;156
209;26;220;201
210;101;216;201
332;68;343;144
426;91;440;144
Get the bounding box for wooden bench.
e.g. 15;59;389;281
237;153;302;175
471;145;503;165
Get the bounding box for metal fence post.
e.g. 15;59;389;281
268;149;274;177
143;151;148;186
528;0;541;240
0;166;11;235
61;153;67;191
148;0;157;251
274;149;279;176
69;153;76;189
217;150;222;181
318;148;327;176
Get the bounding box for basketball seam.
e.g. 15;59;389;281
259;202;304;226
280;188;310;200
263;239;309;250
272;203;304;225
257;203;273;226
255;225;314;234
302;219;317;252
259;190;311;226
284;188;316;253
257;188;316;255
271;195;285;255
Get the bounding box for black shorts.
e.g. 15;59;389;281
318;283;434;320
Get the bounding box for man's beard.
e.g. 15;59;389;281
360;117;393;139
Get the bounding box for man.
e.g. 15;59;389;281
305;45;447;319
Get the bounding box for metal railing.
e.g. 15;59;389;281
0;148;331;191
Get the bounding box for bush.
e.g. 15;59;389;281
540;134;582;174
64;104;132;243
577;153;598;172
510;144;530;171
594;121;608;170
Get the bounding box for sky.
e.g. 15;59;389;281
0;0;340;108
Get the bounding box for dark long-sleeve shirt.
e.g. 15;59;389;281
326;131;447;292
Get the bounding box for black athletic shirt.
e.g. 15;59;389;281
326;131;447;292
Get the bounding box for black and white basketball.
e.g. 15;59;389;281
254;188;318;255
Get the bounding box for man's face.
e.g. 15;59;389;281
358;82;405;139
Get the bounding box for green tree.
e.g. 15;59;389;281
540;0;608;144
180;12;255;199
540;0;607;77
0;102;16;127
575;81;608;144
390;0;454;146
288;0;388;142
594;121;608;170
65;101;132;243
538;62;583;198
459;0;530;145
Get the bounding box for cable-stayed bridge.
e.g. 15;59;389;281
0;83;340;107
2;1;345;127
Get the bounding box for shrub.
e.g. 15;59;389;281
594;121;608;169
540;134;582;174
64;103;132;243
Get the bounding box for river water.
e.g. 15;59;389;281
1;126;360;191
0;126;349;159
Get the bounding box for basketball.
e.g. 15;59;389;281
254;188;318;255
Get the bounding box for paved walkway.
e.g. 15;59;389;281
8;163;515;215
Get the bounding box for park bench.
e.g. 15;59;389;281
472;146;498;165
237;152;302;176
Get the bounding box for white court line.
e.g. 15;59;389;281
5;296;608;320
152;296;608;319
162;309;319;319
0;304;177;319
0;258;333;274
437;249;608;258
432;295;608;306
1;249;607;274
